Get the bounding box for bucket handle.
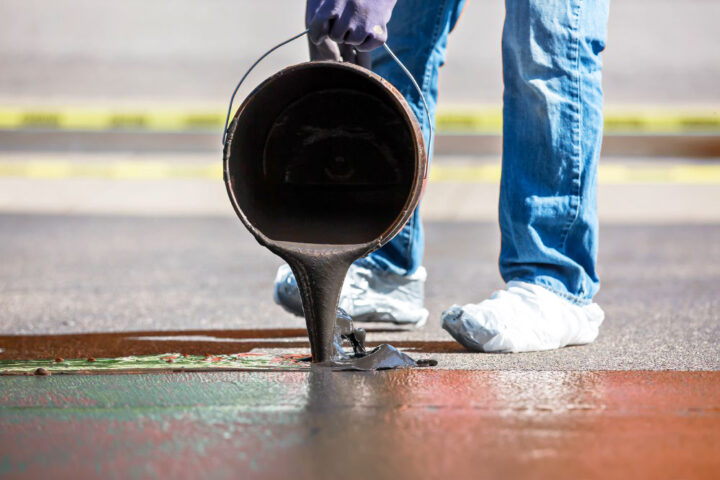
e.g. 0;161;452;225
221;29;433;156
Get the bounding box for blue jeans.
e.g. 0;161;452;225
363;0;609;305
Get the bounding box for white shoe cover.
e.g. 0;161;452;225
273;264;429;327
441;281;604;353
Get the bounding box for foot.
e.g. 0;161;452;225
273;263;429;327
441;281;604;353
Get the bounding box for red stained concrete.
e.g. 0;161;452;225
1;370;719;479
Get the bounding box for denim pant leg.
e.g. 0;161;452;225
358;0;466;276
499;0;610;304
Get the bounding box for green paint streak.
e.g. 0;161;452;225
0;371;312;423
0;455;26;475
0;352;308;374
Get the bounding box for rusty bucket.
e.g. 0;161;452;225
223;54;427;253
221;32;431;364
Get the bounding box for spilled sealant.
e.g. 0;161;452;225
0;309;430;374
269;241;433;371
325;308;421;370
0;329;456;370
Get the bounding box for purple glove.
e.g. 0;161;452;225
306;0;397;52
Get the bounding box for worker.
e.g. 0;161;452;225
274;0;610;353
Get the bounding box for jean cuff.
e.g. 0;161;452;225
355;256;413;277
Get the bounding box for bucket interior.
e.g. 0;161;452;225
226;63;419;245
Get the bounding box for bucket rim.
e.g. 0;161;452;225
222;60;428;254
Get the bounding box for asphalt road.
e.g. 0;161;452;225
2;213;718;371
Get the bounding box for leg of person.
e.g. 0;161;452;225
361;0;467;276
274;0;466;325
442;0;610;352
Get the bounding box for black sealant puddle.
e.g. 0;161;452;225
296;307;436;371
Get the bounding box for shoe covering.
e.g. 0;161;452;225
273;263;429;327
441;281;604;352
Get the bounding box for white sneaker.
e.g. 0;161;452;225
441;281;604;353
273;263;429;327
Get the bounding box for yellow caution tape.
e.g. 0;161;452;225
0;107;718;134
1;160;719;184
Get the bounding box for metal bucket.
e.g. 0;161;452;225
223;60;427;253
221;34;430;363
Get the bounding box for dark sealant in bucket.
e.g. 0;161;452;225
224;61;430;370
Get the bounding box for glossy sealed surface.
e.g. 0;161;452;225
1;370;718;479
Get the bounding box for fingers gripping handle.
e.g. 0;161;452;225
222;31;433;156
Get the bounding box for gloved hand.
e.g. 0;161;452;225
306;0;397;68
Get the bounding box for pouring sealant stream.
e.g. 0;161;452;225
278;243;357;364
271;242;421;370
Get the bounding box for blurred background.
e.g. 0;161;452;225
1;0;719;333
1;0;719;105
0;0;718;221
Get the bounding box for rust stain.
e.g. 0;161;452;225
0;329;455;361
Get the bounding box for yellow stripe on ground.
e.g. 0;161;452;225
436;108;720;134
429;163;720;184
0;109;226;132
1;160;720;184
597;164;720;184
1;107;718;134
430;164;502;182
0;161;221;180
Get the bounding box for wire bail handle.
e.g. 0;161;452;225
221;29;433;154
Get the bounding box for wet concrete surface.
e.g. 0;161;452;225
1;370;719;479
1;214;719;476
